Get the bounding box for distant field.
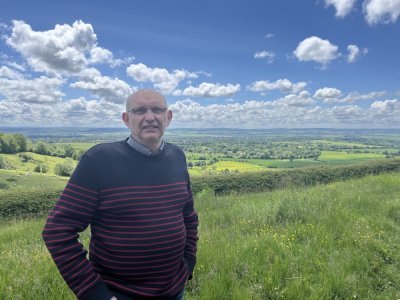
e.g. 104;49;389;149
188;151;387;176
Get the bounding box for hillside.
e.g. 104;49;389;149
1;172;399;299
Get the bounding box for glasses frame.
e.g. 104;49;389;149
127;106;168;115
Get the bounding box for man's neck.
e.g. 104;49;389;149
127;135;164;156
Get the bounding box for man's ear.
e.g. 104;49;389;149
122;112;129;127
167;110;173;127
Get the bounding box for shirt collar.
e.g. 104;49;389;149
127;135;165;157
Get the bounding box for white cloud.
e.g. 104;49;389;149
264;33;274;39
371;99;400;113
325;0;357;18
314;87;342;103
174;82;240;97
363;0;400;25
126;63;198;94
293;36;339;66
0;66;23;79
5;62;26;72
70;75;133;104
347;45;360;63
247;79;308;94
0;76;64;103
254;51;275;63
5;20;121;76
342;91;386;102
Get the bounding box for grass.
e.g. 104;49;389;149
0;169;67;192
1;152;75;176
1;173;400;299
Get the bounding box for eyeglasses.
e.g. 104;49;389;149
127;106;167;115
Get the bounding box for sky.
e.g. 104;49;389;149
0;0;400;129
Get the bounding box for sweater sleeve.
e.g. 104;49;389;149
183;181;199;279
42;154;114;300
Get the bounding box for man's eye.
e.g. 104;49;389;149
135;108;147;114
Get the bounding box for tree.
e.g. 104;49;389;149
13;134;27;152
54;158;75;176
35;142;49;155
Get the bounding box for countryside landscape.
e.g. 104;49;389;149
1;127;400;299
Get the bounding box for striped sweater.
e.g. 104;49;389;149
42;140;199;299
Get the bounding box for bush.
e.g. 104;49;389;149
54;158;75;176
33;163;49;173
0;188;61;218
0;155;6;169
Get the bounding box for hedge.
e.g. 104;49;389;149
1;158;400;218
190;158;400;195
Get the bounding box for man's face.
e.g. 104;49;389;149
122;90;172;150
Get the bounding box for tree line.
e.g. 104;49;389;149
0;132;85;160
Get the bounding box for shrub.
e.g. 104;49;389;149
54;158;75;176
34;163;49;173
0;188;61;218
0;155;6;169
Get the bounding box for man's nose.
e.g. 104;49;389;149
143;109;156;120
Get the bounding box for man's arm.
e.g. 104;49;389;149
42;155;114;300
183;182;199;279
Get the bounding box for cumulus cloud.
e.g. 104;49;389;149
126;63;198;94
5;20;122;76
347;45;360;63
347;45;368;63
0;66;23;79
371;99;400;114
70;75;133;104
293;36;339;66
325;0;357;18
363;0;400;25
0;76;64;103
314;87;342;103
247;78;308;94
254;51;275;63
173;82;240;97
264;33;274;39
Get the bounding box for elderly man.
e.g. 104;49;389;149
43;89;199;300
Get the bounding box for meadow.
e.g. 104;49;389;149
1;173;399;299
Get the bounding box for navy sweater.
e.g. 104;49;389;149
43;140;199;299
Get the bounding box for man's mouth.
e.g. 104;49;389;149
142;125;159;130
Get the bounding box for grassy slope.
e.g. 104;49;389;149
1;152;75;176
1;173;399;299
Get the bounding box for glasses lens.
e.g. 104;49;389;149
130;107;166;115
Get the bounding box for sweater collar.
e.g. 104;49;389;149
127;135;165;157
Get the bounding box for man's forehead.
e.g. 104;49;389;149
129;90;166;106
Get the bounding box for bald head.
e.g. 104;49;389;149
126;89;167;112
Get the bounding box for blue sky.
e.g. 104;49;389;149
0;0;400;128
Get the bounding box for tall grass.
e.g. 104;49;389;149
1;174;399;299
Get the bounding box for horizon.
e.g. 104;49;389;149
1;0;400;128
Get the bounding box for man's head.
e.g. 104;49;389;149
122;89;172;151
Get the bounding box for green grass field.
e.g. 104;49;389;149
1;173;399;299
188;151;387;176
1;152;75;176
0;169;67;192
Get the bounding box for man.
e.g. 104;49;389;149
43;89;199;300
